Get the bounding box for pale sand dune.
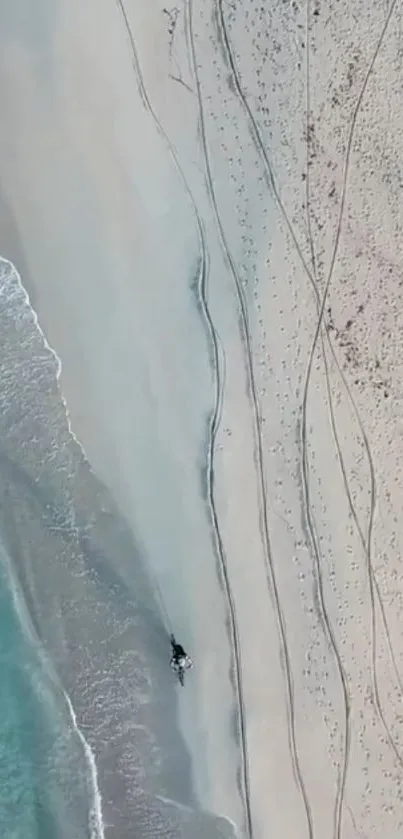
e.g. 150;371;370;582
1;0;403;836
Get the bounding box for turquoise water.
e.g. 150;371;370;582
0;556;38;838
0;552;88;839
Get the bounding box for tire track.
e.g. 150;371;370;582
300;0;401;797
304;7;349;838
323;348;403;773
216;4;349;838
303;6;353;838
113;3;254;836
186;2;314;837
305;0;317;283
217;0;403;785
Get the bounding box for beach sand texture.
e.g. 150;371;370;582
0;0;403;837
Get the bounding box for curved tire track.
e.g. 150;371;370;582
304;6;349;838
302;0;403;773
216;4;349;838
113;2;254;836
300;0;401;796
187;2;315;838
217;0;403;797
215;0;402;705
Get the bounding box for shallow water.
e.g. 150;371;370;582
0;257;236;838
0;550;91;839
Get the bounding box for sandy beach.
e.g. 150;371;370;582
1;0;403;836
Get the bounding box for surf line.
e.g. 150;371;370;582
64;691;105;839
0;256;92;467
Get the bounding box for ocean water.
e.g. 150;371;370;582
0;257;237;839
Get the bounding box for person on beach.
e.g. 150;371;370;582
170;634;193;683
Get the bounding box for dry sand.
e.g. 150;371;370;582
1;0;403;836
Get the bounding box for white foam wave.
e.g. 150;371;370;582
64;692;105;839
0;256;91;465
